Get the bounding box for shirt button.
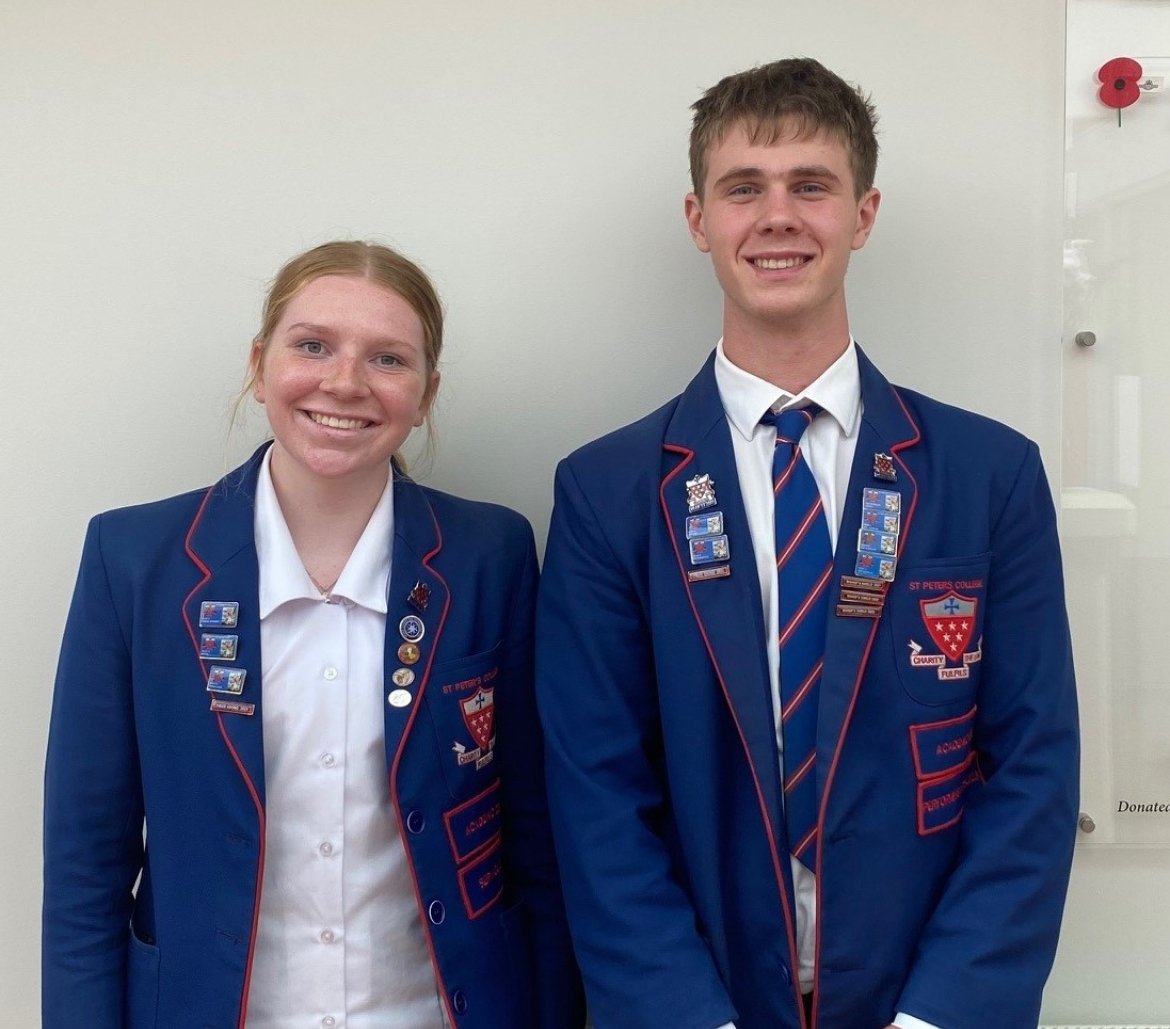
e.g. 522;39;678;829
321;1018;336;1029
406;810;425;834
323;666;339;681
319;841;334;857
322;753;336;768
320;928;336;944
387;689;413;707
428;900;445;925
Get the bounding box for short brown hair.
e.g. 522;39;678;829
689;57;878;199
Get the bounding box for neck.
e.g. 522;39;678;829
722;307;850;395
268;446;389;589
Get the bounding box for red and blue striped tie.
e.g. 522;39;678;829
761;405;832;871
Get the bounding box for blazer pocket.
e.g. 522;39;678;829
426;642;504;796
887;553;991;706
126;926;160;1029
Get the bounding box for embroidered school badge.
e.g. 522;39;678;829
453;688;496;770
908;591;983;680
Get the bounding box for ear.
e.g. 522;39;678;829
414;369;441;427
249;341;266;404
684;193;711;253
851;187;881;251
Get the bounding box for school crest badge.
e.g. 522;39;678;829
920;591;977;661
461;688;496;752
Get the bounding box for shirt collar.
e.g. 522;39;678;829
714;337;861;441
255;447;394;618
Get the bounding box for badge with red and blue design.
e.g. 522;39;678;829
908;591;984;680
454;687;496;770
920;591;977;661
685;473;718;513
873;452;897;482
407;580;431;612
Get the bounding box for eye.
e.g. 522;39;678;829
297;339;326;355
374;353;403;368
728;183;759;198
795;182;827;195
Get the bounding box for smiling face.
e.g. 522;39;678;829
252;274;438;498
684;121;879;349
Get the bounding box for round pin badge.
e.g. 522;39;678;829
392;667;416;688
387;689;413;708
397;642;420;665
399;615;425;643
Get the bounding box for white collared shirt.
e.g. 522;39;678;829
713;342;940;1029
245;448;444;1029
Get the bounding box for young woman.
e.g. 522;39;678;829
43;241;584;1029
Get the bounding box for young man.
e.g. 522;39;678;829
536;58;1078;1029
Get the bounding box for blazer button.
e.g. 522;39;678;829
428;900;446;925
406;810;426;834
452;990;469;1015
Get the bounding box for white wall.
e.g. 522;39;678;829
1;0;1094;1022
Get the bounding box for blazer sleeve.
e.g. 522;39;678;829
495;516;587;1029
536;460;738;1029
896;442;1080;1029
43;514;145;1028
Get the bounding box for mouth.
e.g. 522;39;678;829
751;256;810;270
305;411;374;430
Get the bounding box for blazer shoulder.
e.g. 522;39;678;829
559;394;682;482
894;384;1034;457
413;483;536;549
87;484;215;549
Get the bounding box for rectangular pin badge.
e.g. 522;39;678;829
837;603;883;619
199;601;240;628
206;666;247;695
686;511;725;539
688;565;731;583
862;488;901;514
858;529;898;556
854;552;896;582
200;633;238;661
689;534;730;565
209;698;255;716
839;574;887;593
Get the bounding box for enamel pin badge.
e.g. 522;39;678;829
206;666;247;695
408;581;432;612
199;601;239;628
399;614;425;643
873;452;897;482
200;633;238;661
685;474;718;513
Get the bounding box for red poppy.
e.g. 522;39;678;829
1098;57;1143;109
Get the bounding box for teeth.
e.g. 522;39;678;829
755;257;806;270
310;412;369;430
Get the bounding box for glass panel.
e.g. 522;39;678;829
1062;1;1170;846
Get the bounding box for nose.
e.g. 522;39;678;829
321;354;370;397
757;190;801;234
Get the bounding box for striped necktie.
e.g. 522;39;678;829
760;405;832;871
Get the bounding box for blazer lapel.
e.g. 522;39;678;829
384;471;449;765
817;345;922;795
661;354;781;824
183;446;268;808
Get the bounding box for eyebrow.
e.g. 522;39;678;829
285;322;416;348
710;163;843;191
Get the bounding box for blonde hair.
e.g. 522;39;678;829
236;240;444;466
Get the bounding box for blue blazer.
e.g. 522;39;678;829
43;443;585;1029
536;348;1078;1029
